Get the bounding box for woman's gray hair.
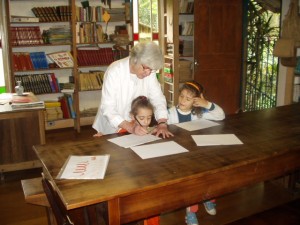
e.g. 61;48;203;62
129;42;164;70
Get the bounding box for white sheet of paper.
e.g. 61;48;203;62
108;134;161;148
56;155;110;179
191;134;243;146
174;118;220;131
131;141;189;159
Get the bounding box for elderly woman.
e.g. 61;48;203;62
93;41;173;138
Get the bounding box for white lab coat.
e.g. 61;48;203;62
93;57;168;134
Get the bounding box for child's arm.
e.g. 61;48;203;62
202;103;225;121
194;94;225;121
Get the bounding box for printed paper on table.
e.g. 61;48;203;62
56;155;110;179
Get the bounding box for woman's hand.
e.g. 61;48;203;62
155;123;173;138
93;132;103;138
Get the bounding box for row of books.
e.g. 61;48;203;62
30;5;125;23
13;52;48;71
79;71;105;91
164;63;173;83
77;47;129;66
13;48;129;71
10;26;43;46
77;23;104;44
31;6;71;22
43;26;72;44
59;94;76;119
44;101;63;121
77;47;114;66
76;6;125;22
179;0;194;14
14;73;60;95
179;22;194;36
44;94;75;120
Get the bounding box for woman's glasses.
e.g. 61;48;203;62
141;64;156;73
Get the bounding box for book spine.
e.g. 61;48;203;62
47;73;56;93
58;96;71;118
66;94;76;119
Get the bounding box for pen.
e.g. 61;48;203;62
134;115;143;127
134;116;155;133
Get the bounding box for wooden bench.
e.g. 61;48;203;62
21;177;49;207
21;177;108;225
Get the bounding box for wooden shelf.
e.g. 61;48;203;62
160;0;194;107
45;116;95;130
45;119;74;130
7;0;128;132
80;116;95;126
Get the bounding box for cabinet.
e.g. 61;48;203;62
159;0;194;107
0;93;45;173
5;0;131;132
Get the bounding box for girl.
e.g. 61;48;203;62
128;95;157;134
94;95;157;137
168;81;225;225
94;95;159;225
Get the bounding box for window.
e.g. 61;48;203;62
132;0;159;44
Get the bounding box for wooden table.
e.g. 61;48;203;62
33;104;300;225
0;93;45;175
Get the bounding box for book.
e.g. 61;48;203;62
58;96;71;118
45;106;63;121
29;52;49;69
11;15;39;23
56;155;110;179
47;51;74;68
45;101;61;108
10;92;45;110
10;26;43;46
65;94;76;118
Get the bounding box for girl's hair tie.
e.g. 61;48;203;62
185;82;200;92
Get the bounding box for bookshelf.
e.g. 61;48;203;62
159;0;194;107
6;0;131;132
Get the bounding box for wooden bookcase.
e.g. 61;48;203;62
159;0;194;107
5;0;131;132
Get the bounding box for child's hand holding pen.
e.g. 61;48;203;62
134;116;151;135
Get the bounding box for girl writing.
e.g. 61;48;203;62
94;95;157;137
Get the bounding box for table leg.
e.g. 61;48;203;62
108;198;121;225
